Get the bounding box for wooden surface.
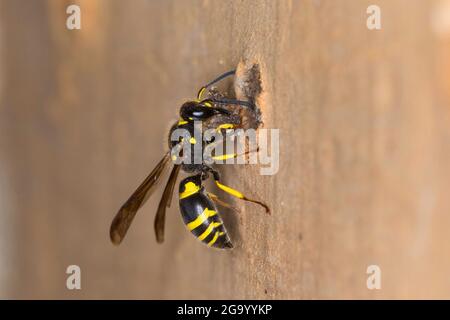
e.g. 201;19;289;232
1;0;450;299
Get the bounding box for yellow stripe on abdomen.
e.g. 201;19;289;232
198;222;222;241
186;208;217;231
207;231;219;247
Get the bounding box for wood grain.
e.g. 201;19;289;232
0;0;449;299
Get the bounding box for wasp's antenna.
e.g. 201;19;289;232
197;70;236;100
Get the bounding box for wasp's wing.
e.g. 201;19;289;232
110;152;171;245
154;164;181;243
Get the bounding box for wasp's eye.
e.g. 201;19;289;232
192;111;204;118
180;104;217;120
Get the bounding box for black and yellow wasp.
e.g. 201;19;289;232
110;70;269;249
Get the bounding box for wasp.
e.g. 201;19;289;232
110;70;270;249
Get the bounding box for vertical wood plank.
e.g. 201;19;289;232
0;0;449;299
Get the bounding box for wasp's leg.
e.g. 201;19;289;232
205;87;226;101
210;146;260;162
204;128;260;163
205;97;258;111
207;192;241;213
208;169;270;214
209;124;260;160
197;70;236;101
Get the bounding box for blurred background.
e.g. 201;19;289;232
1;0;450;299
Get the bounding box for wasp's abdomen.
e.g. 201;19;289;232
179;180;232;249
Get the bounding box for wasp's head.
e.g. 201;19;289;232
180;101;230;121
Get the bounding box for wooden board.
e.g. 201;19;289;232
0;0;449;299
